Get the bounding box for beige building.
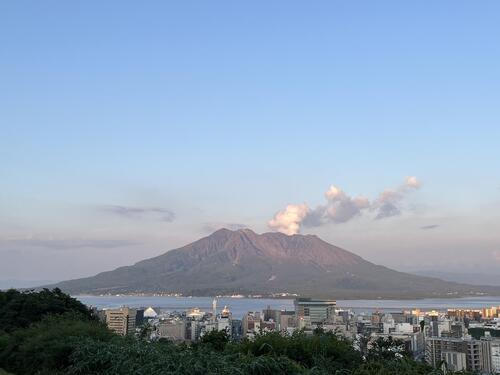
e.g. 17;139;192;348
242;311;261;338
158;319;186;341
105;307;137;336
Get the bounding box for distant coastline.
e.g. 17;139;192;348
74;294;500;319
70;290;500;300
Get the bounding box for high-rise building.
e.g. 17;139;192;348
242;312;261;338
217;306;232;334
135;309;145;327
158;319;186;341
425;336;489;372
231;319;243;340
263;305;281;323
280;310;296;332
490;339;500;373
105;307;137;336
480;333;500;374
466;339;482;372
442;351;467;372
294;298;336;326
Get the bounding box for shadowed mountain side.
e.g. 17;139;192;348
48;229;500;299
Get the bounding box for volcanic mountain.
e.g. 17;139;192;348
50;229;500;298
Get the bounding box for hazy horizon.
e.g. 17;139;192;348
1;1;499;282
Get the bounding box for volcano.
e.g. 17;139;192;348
50;229;500;298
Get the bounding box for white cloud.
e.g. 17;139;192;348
373;177;421;219
405;176;420;188
325;185;345;200
268;177;422;235
268;204;310;235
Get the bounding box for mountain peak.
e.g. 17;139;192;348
49;229;500;298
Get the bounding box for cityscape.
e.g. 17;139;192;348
95;298;500;373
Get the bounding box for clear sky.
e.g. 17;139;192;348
1;1;499;282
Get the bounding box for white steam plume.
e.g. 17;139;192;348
267;203;310;235
268;176;421;235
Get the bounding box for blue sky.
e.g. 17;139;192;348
1;1;499;281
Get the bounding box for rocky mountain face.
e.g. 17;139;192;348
50;229;500;298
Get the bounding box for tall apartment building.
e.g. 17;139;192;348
105;307;137;336
294;298;336;326
491;339;500;373
441;351;467;372
425;337;488;372
480;334;500;374
467;338;482;372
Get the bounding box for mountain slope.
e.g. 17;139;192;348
50;229;500;298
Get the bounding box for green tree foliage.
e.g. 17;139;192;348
468;327;500;340
232;329;362;372
366;336;411;361
0;288;94;333
198;329;230;352
0;314;113;375
66;338;303;375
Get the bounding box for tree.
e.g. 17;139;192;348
199;329;230;351
0;288;95;333
366;336;411;362
0;314;113;375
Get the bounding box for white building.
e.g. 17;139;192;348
442;351;467;372
144;306;158;318
491;339;500;374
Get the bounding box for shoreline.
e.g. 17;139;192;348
70;293;499;301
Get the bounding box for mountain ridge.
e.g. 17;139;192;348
48;229;500;299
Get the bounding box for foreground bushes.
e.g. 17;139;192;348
0;289;473;375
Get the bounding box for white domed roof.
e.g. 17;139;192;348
144;307;158;318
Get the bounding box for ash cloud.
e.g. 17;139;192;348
372;176;421;220
268;176;421;235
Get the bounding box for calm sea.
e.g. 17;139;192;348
74;295;500;319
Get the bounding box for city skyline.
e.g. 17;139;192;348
1;1;500;282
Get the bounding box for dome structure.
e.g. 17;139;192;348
144;306;158;318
